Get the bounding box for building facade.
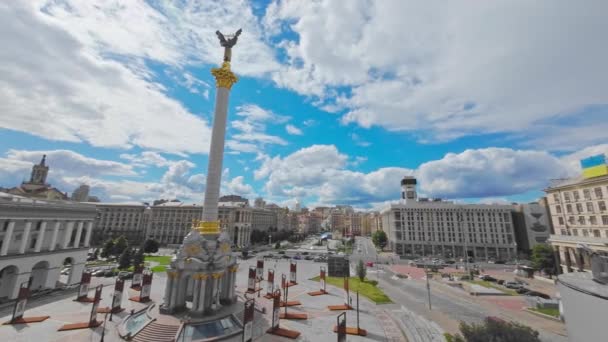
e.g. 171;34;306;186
511;202;552;254
93;203;149;245
147;202;203;246
382;201;517;260
251;208;276;232
545;173;608;273
0;192;96;300
1;155;67;200
218;204;251;247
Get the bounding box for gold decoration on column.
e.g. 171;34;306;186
211;62;238;89
193;273;209;280
168;271;179;279
193;220;221;235
212;272;224;279
229;265;239;273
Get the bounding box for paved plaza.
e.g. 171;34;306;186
0;256;403;341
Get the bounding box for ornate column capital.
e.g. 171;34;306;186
211;62;238;89
212;272;224;279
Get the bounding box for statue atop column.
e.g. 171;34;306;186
215;29;242;62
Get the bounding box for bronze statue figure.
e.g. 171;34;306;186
216;29;242;62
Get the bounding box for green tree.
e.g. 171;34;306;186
118;247;132;270
113;236;129;256
92;248;99;260
372;230;388;250
356;259;367;282
531;244;556;277
452;317;541;342
132;248;145;268
275;241;281;249
142;239;160;253
101;239;114;258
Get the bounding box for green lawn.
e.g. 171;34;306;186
151;265;167;273
310;276;392;304
468;280;517;295
530;307;560;318
144;255;172;265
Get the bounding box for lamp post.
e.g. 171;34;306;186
100;311;109;342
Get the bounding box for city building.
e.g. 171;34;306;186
251;208;276;232
345;212;362;236
1;155;67;200
545;154;608;273
71;184;90;202
253;197;266;208
147;202;203;246
93;203;149;245
218;203;252;247
511;202;552;255
0;192;96;300
382;177;516;260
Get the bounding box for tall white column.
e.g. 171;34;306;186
49;221;61;251
191;276;201;310
34;221;47;252
0;221;15;256
62;221;75;249
83;221;93;247
73;221;84;248
197;277;207;312
19;221;32;254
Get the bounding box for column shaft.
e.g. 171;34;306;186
19;221;32;254
34;221;47;252
49;221;61;251
62;222;75;249
198;279;207;312
0;221;15;256
83;221;93;247
192;277;201;310
73;222;84;248
202;87;231;222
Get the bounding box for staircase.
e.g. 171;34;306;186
132;321;180;342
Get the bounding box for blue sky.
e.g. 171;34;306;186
0;1;607;209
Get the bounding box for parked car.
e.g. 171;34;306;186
92;269;106;277
293;255;302;260
104;270;116;277
304;256;313;260
504;281;523;289
118;271;133;280
516;287;531;294
278;251;285;254
281;255;290;259
497;279;505;285
444;259;456;264
494;260;506;264
365;261;374;267
479;274;497;282
302;251;309;255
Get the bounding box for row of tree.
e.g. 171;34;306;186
99;236;160;270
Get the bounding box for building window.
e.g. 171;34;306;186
560;229;567;235
566;204;572;213
573;191;580;201
583;229;589;237
587;202;595;212
583;189;591;200
555;205;562;213
553;193;560;202
573;229;578;236
599;201;607;211
576;203;584;213
590;216;597;225
564;192;571;202
603;215;608;225
558;217;564;225
594;230;601;237
595;187;603;199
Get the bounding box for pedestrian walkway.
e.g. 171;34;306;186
390;305;446;342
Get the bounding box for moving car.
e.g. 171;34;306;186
525;291;551;299
365;261;374;267
504;281;523;289
479;274;497;282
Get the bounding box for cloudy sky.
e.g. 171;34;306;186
1;1;606;208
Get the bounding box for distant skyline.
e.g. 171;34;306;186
1;1;607;209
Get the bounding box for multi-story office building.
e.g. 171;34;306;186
545;156;608;273
382;177;516;260
251;208;276;232
346;212;362;236
93;203;149;245
0;192;96;299
218;203;251;247
147;202;202;246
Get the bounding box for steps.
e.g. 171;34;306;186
132;321;180;342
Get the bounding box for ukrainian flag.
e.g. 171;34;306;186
580;154;608;179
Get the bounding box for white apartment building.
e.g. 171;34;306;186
545;174;608;273
0;192;96;300
93;203;149;245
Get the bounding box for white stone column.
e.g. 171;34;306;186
0;221;15;256
73;221;84;248
19;221;32;254
62;221;74;249
34;221;47;252
202;82;234;222
83;221;93;247
197;277;208;312
49;221;61;251
191;276;201;310
163;273;174;308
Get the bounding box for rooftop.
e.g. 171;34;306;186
558;271;608;300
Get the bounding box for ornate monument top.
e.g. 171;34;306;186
215;29;242;62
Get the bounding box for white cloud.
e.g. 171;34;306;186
285;124;303;135
417;148;570;198
0;2;211;155
223;176;256;198
227;104;289;153
264;1;608;148
350;133;371;147
120;151;171;167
